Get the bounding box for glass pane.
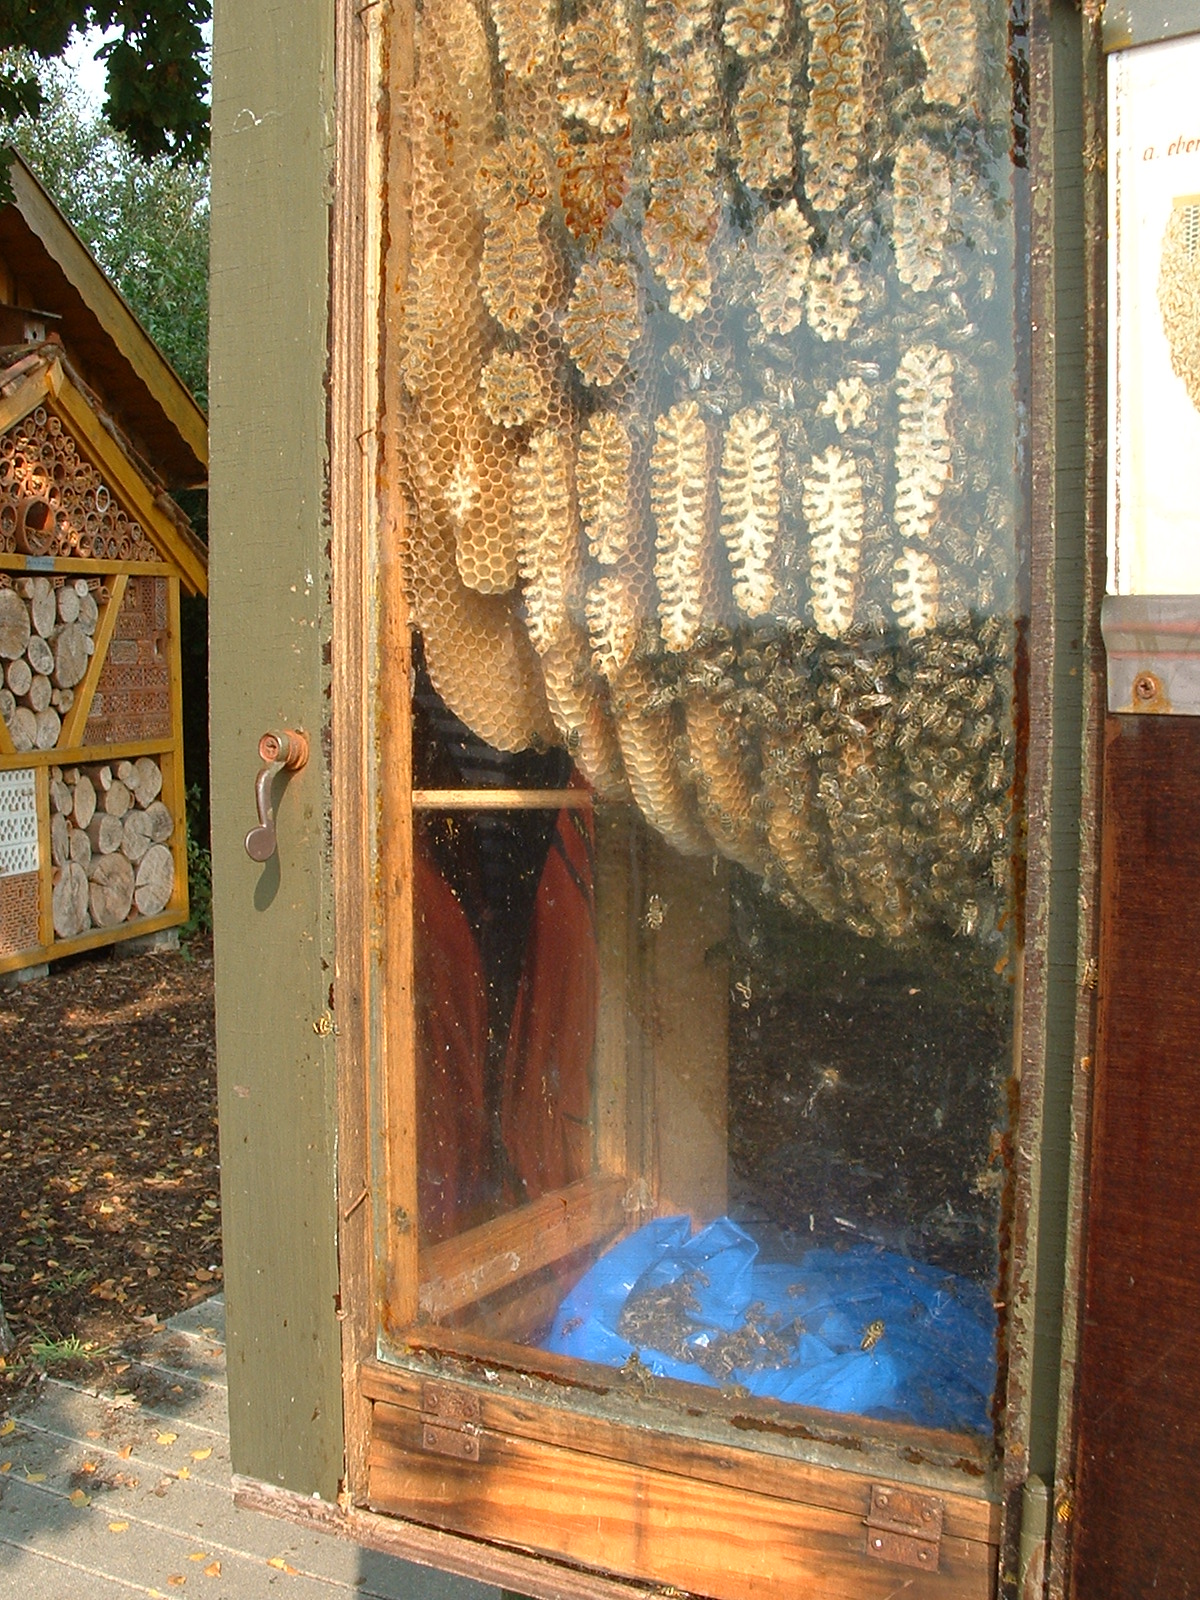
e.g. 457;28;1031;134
395;0;1025;1443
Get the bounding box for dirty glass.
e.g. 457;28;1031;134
397;0;1025;1441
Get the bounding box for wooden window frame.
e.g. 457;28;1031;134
323;0;1101;1594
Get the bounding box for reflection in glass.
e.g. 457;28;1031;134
399;0;1025;1440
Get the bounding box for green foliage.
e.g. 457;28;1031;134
2;57;209;403
0;3;208;165
183;782;212;941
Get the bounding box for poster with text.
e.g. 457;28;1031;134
1109;35;1200;595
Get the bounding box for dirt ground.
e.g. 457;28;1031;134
0;935;218;1393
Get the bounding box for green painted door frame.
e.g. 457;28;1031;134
209;0;344;1499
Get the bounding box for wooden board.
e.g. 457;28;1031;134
418;1174;628;1323
1069;715;1200;1595
367;1400;997;1600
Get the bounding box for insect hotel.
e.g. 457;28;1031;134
210;0;1200;1594
0;157;207;973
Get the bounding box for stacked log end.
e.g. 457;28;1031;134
49;756;176;937
0;577;99;751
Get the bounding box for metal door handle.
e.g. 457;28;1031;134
245;729;309;861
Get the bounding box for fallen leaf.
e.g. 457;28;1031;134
190;1447;212;1461
86;1430;102;1440
0;1461;11;1473
0;1419;13;1436
267;1557;301;1573
80;1460;97;1473
156;1431;178;1446
204;1562;221;1578
25;1471;46;1482
117;1443;134;1459
187;1551;208;1562
167;1577;186;1588
69;1488;91;1507
108;1520;129;1533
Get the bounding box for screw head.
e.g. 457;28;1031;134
1134;672;1160;703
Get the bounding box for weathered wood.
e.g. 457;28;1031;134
418;1176;628;1323
52;622;89;688
68;827;91;868
5;657;30;697
88;851;135;927
94;764;113;791
0;589;30;660
71;773;96;829
86;813;124;855
9;705;36;751
50;778;72;816
141;799;174;843
26;635;53;676
33;707;59;750
116;760;135;785
120;808;154;863
56;585;80;624
29;577;55;639
130;756;163;808
27;673;51;714
52;687;74;712
361;1359;999;1543
133;843;174;916
103;779;132;817
366;1406;997;1600
1071;716;1200;1594
52;860;89;937
77;591;98;633
50;811;69;868
0;688;16;724
56;573;127;751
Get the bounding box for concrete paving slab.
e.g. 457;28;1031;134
0;1298;499;1600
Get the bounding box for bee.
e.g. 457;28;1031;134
643;894;667;930
860;1319;886;1352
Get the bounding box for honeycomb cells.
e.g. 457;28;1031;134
802;0;869;215
734;62;794;193
1159;199;1200;414
562;255;642;387
892;140;951;292
393;0;1022;953
644;134;722;321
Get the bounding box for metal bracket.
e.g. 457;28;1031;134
418;1381;481;1462
866;1483;944;1572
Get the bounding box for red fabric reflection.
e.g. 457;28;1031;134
501;789;597;1202
415;782;597;1240
414;847;488;1242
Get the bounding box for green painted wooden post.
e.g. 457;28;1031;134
209;0;344;1498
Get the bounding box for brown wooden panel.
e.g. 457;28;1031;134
1071;715;1200;1596
360;1368;1000;1544
368;1402;996;1600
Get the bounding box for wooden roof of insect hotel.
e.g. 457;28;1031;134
0;150;207;500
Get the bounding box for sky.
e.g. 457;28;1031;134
60;27;115;112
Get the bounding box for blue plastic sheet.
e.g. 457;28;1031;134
543;1216;995;1434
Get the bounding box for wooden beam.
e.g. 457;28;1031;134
412;787;594;811
8;155;209;474
57;573;129;750
49;382;207;596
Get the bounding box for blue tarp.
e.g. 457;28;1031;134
543;1215;995;1434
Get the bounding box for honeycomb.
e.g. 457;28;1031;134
901;0;978;109
892;140;951;293
392;0;1023;956
802;0;869;215
734;61;794;193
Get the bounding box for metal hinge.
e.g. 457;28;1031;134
866;1483;944;1572
418;1381;481;1462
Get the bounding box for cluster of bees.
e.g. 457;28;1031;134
397;0;1020;959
